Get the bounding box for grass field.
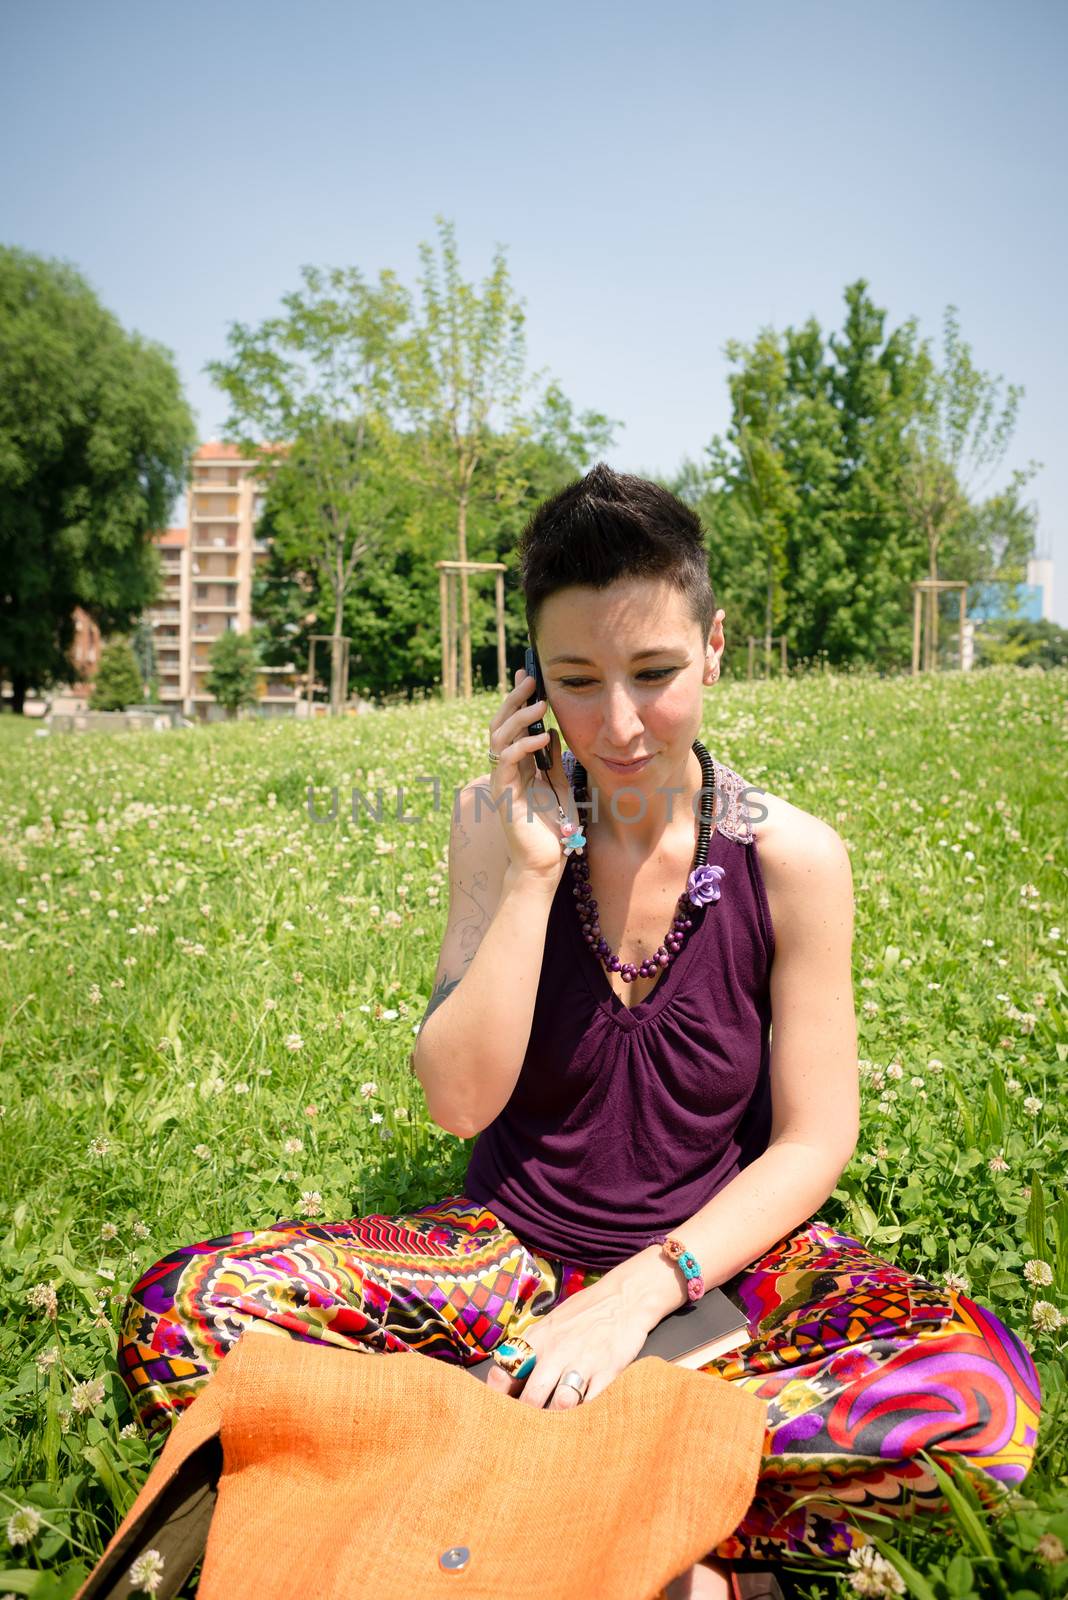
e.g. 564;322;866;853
1;664;1066;1598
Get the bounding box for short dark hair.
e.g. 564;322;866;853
517;462;716;648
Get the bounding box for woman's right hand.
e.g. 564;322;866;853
486;667;579;883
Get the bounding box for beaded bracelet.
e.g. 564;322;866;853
656;1235;705;1303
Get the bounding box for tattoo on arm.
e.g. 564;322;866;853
422;971;462;1027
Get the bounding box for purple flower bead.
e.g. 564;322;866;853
686;863;725;907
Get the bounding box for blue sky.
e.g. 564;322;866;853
2;0;1065;622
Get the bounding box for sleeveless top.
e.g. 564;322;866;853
463;754;777;1272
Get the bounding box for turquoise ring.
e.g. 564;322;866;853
491;1338;537;1381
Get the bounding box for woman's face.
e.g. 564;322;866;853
535;577;724;791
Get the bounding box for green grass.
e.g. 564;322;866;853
1;665;1066;1598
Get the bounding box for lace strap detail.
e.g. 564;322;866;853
710;757;756;845
560;749;754;844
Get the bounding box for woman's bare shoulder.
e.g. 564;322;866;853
746;784;851;918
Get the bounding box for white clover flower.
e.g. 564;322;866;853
1005;1077;1022;1093
6;1504;43;1546
283;1137;304;1155
88;983;102;1005
926;1057;944;1072
88;1136;111;1157
885;1063;903;1080
910;1076;925;1088
71;1376;106;1414
128;1548;166;1594
988;1151;1009;1173
233;1082;250;1095
943;1270;970;1294
380;1008;398;1021
263;997;278;1011
846;1543;905;1596
1024;1260;1054;1289
1036;1533;1067;1564
1023;1096;1043;1115
285;1033;304;1052
132;1221;150;1240
1031;1300;1064;1333
359;1081;378;1099
369;1110;384;1124
299;1191;324;1218
27;1282;58;1318
120;1421;139;1438
193;1144;211;1159
34;1346;60;1373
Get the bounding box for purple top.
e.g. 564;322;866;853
463;755;777;1271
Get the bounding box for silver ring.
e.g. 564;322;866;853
556;1368;588;1399
488;749;501;766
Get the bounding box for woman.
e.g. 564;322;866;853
117;466;1041;1599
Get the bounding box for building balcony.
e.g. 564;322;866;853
147;608;180;622
190;570;239;582
192;537;239;552
191;509;240;522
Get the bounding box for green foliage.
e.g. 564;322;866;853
0;246;196;709
0;664;1065;1595
683;282;1038;675
87;640;144;712
974;619;1068;671
221;220;617;706
252;426;599;699
203;631;259;717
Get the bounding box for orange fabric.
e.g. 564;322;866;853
80;1332;768;1599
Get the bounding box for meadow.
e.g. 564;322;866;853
0;664;1065;1599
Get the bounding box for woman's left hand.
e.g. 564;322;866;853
484;1275;653;1409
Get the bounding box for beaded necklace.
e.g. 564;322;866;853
544;740;725;986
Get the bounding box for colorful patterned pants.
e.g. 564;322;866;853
117;1197;1042;1566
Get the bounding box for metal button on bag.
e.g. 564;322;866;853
439;1545;470;1572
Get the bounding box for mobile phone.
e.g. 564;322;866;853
524;644;552;772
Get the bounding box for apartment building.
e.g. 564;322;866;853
152;441;301;720
145;527;189;706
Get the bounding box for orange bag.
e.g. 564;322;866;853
77;1329;768;1599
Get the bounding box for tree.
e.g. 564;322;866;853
0;247;195;711
206;265;408;714
373;217;618;699
897;305;1037;668
252;423;613;700
689;281;1037;673
204;630;259;718
131;619;158;699
237;228;617;704
89;639;144;711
